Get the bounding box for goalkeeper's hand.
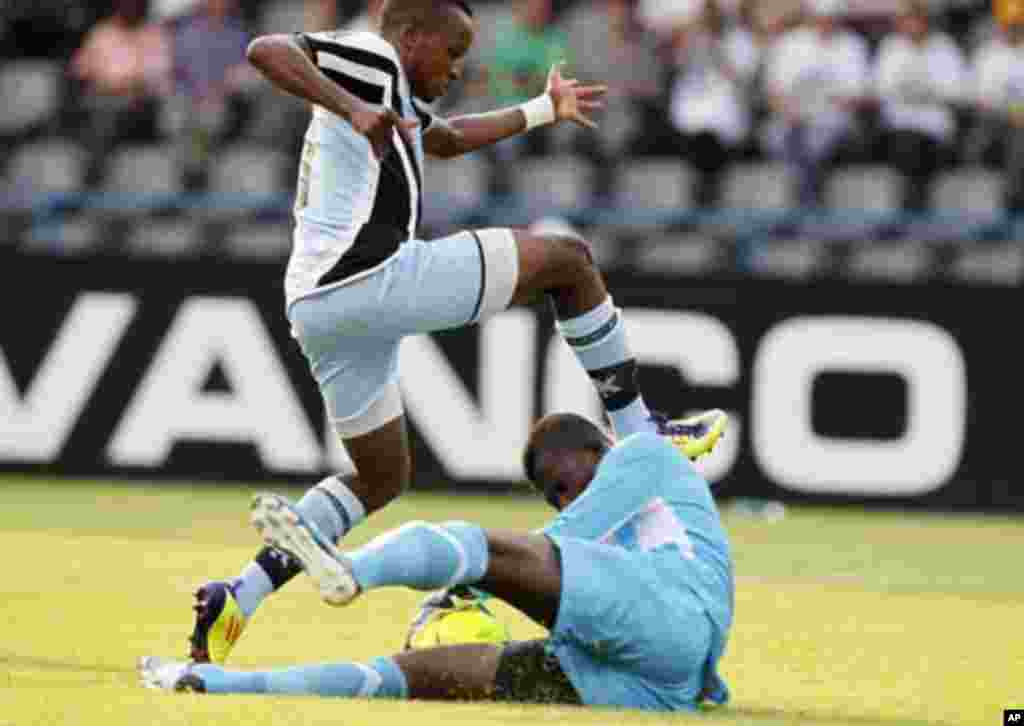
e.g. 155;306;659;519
403;585;493;650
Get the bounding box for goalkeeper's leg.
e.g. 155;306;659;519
251;492;565;628
141;638;579;704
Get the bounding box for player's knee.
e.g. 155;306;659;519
546;234;595;275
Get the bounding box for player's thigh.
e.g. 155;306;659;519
341;414;411;512
548;536;712;687
392;643;502;701
476;530;563;630
381;229;519;335
393;640;581;705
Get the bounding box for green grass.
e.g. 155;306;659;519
1;476;1021;726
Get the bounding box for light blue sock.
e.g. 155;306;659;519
556;297;656;438
193;656;408;698
295;475;366;543
346;520;489;593
233;476;366;616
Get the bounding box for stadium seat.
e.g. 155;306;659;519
749;238;827;280
596;103;639;155
23;214;103;255
259;0;306;34
892;168;1006;245
223;221;293;260
421;152;488;228
513;154;592;214
616;160;694;227
583;227;622;270
124;217;205;257
821;165;904;241
826;165;903;215
949;241;1024;286
208;145;289;203
930;168;1003;216
634;232;721;275
846;240;933;282
711;162;794;237
4;139;87;202
722;162;793;212
0;60;60;137
243;85;309;145
104;145;181;203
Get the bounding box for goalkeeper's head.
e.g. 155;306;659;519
522;413;613;511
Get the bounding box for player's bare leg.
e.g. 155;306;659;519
392;643;502;701
190;412;412;662
149;522;577;702
510;229;726;455
475;531;563;629
338;416;412;513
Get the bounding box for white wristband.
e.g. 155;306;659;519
521;94;556;131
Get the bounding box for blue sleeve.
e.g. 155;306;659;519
542;434;686;542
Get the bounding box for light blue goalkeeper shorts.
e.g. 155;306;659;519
545;535;730;712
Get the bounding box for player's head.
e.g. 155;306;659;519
380;0;475;101
523;413;614;510
896;0;929;41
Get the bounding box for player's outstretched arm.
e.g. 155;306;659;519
424;63;606;159
247;34;417;159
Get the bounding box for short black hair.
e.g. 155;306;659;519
380;0;473;36
522;413;610;490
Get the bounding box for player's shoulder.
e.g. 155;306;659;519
305;29;401;67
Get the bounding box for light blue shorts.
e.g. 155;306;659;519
287;229;519;437
546;535;728;712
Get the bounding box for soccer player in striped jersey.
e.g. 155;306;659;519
185;0;728;665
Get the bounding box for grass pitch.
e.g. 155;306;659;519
1;476;1020;726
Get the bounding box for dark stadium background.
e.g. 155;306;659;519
1;0;1019;514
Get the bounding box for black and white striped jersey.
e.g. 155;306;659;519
284;30;440;306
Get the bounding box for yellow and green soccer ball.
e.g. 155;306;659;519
406;598;511;649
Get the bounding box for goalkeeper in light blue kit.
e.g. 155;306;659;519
141;412;734;712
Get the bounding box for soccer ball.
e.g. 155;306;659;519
406;603;511;650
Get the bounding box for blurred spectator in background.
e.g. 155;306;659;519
163;0;256;189
874;0;965;212
967;3;1024;211
568;0;663;203
484;0;569;193
666;0;760;208
306;0;383;33
70;0;171;184
761;0;868;209
1;0;100;60
638;0;705;35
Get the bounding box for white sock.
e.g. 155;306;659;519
607;396;655;439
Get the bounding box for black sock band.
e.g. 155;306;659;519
254;546;304;591
588;359;640;411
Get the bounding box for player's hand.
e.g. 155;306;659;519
545;62;607;130
351;104;419;160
